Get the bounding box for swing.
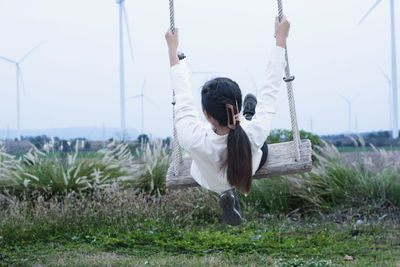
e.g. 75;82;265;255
166;0;313;189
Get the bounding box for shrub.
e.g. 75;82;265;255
0;140;139;198
245;142;400;213
267;129;323;148
137;134;150;145
131;140;170;195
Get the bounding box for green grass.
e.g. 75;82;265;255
2;214;399;266
1;140;400;266
1;189;400;266
1;245;279;267
3;239;399;266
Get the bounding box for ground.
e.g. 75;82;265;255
2;215;400;267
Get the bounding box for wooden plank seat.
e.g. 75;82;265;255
166;139;313;189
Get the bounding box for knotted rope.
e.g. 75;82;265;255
169;0;183;176
277;0;301;161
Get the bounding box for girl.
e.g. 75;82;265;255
165;16;290;226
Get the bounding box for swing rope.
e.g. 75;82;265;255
168;0;302;177
169;0;183;176
277;0;301;161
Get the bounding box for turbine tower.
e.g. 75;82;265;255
116;0;135;141
340;95;357;133
359;0;398;138
0;43;42;140
128;75;159;134
380;68;393;131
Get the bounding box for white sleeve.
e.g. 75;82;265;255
245;46;286;148
170;61;205;150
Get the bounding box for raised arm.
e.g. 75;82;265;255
165;29;205;150
165;28;180;67
244;16;290;148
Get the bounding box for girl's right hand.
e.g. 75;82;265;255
165;28;179;53
275;15;290;48
166;28;180;66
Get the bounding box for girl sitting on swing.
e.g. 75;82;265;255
165;16;291;226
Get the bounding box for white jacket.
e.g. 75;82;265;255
171;46;286;193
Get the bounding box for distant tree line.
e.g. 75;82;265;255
21;135;91;152
13;129;399;155
321;130;400;147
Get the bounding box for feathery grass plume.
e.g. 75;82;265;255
2;137;399;214
346;135;359;147
0;141;138;198
131;139;170;195
245;141;400;214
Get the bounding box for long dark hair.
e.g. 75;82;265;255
201;78;253;194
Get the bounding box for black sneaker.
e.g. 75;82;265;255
232;189;240;212
219;189;242;226
243;94;257;121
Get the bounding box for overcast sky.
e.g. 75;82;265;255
0;0;398;138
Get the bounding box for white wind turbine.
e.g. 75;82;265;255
128;75;159;134
359;0;398;138
380;68;393;131
116;0;135;141
339;94;358;133
0;43;42;140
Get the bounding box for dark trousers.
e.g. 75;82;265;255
258;142;268;171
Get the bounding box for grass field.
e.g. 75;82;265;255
1;141;400;266
3;223;400;267
1;190;399;267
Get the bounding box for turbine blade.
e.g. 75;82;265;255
247;70;259;95
141;74;147;94
186;62;194;72
339;94;350;103
19;42;43;63
358;0;382;25
143;96;160;109
191;71;218;75
187;62;219;75
18;67;27;95
379;67;392;83
0;56;16;64
128;94;142;100
122;5;135;63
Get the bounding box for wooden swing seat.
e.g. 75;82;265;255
166;139;312;189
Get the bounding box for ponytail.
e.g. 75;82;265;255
226;124;253;195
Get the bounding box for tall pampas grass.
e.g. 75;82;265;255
0;141;139;198
131;139;170;195
245;140;400;213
